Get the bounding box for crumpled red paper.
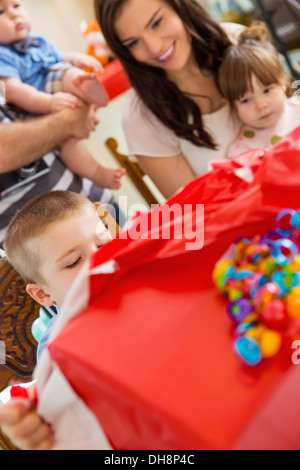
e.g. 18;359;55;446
47;127;300;450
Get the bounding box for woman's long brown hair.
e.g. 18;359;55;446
94;0;231;149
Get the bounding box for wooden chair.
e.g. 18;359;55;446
105;137;160;207
0;256;40;450
94;202;120;239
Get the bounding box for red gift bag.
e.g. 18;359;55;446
96;60;131;100
48;127;300;449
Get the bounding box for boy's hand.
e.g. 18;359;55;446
0;399;53;450
50;92;82;112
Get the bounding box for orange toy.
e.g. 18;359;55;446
81;20;113;67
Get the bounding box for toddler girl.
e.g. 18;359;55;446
219;22;299;158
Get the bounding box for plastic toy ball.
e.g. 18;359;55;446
286;287;300;319
234;336;262;366
289;255;300;272
214;208;300;366
271;238;298;266
259;299;290;330
253;282;279;311
259;329;282;358
226;298;254;323
272;270;300;297
212;261;234;293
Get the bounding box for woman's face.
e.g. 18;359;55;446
114;0;193;72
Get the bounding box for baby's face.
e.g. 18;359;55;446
0;0;31;44
235;74;286;130
31;203;112;308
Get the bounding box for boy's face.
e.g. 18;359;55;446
26;203;112;308
0;0;31;44
235;74;286;129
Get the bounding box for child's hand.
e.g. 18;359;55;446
0;399;53;450
51;92;83;112
65;52;104;72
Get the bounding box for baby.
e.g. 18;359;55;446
0;0;125;189
218;22;300;158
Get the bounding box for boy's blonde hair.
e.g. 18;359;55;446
218;22;291;114
4;190;94;284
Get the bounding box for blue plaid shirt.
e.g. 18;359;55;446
0;34;64;92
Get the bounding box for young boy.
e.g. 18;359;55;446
0;191;114;450
0;0;125;190
4;190;113;310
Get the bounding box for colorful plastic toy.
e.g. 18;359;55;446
213;208;300;366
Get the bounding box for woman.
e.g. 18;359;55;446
95;0;244;198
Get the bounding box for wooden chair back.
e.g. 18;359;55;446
0;256;40;449
105;137;159;207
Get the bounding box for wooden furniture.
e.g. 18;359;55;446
105;137;159;207
94;201;120;239
0;256;40;450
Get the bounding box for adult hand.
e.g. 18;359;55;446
62;103;100;140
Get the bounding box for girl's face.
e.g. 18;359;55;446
236;74;286;129
115;0;193;73
0;0;31;44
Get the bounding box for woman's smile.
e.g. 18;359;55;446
157;42;176;63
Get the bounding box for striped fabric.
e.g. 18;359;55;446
0;106;117;244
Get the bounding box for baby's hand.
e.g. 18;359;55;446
51;92;82;112
66;52;104;72
0;398;53;450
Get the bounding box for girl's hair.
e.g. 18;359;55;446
4;191;93;284
218;21;291;114
94;0;231;150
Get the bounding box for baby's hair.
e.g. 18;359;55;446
218;21;291;114
4;190;94;284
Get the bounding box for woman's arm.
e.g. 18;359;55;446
136;153;196;200
0;104;99;173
